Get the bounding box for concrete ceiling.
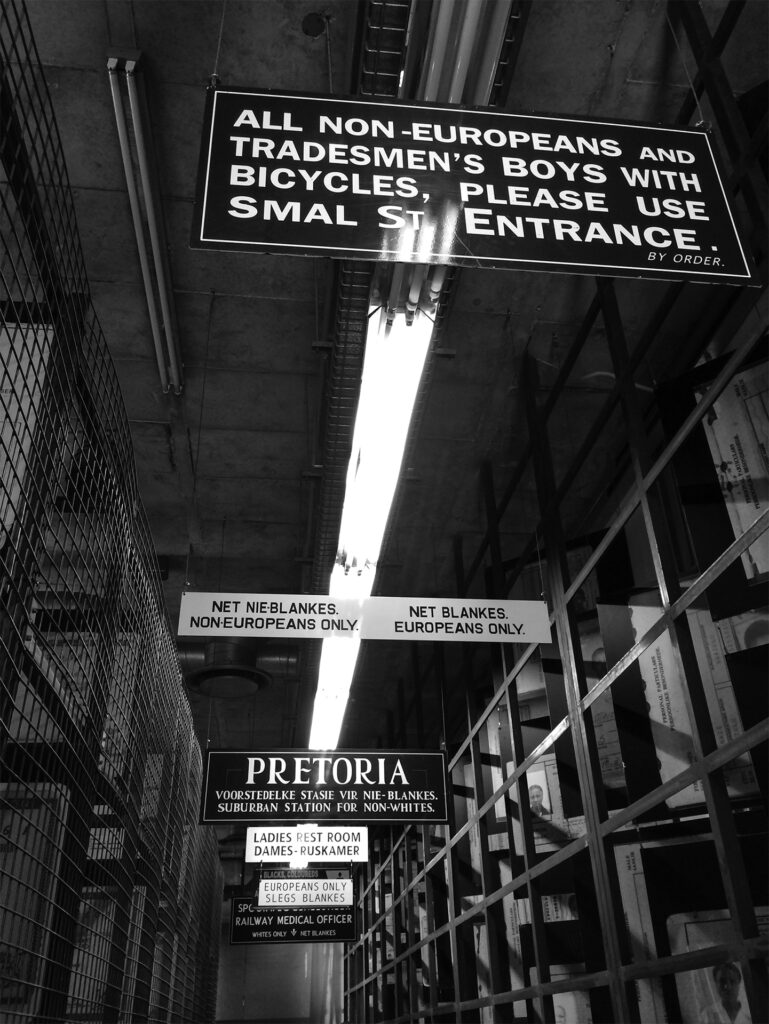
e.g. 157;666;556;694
28;0;767;763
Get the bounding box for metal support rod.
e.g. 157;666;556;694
522;353;632;1023
107;59;170;393
673;0;768;232
471;0;514;105
446;0;484;102
598;276;767;1024
420;0;457;101
125;60;183;394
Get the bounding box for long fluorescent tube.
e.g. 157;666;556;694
107;54;182;395
309;307;434;749
309;0;511;749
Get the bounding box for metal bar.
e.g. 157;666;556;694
125;60;183;394
107;59;170;393
673;0;768;232
599;275;767;1023
522;353;631;1023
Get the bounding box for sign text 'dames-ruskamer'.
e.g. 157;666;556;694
191;89;755;284
200;749;448;824
246;825;368;863
178;592;552;644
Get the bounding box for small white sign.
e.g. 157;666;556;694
258;877;354;907
179;591;551;643
246;825;369;863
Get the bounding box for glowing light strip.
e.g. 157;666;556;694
308;308;434;749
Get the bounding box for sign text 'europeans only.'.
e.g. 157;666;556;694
200;749;448;824
246;826;368;863
191;89;755;285
178;592;552;644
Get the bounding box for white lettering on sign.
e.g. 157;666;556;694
202;749;448;823
258;878;354;907
193;92;754;284
178;592;552;643
245;755;408;787
246;826;369;863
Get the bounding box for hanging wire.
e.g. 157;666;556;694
325;13;334;93
665;10;710;128
534;529;546;599
184;543;193;587
211;0;228;85
218;516;227;590
193;290;215;497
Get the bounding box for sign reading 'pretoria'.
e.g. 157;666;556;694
200;749;448;824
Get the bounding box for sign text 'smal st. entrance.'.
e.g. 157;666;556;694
192;90;755;284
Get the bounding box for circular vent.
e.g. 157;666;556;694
183;639;271;698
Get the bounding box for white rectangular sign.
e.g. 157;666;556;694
245;825;369;863
179;592;551;644
257;877;354;907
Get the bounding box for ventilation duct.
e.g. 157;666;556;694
179;639;299;698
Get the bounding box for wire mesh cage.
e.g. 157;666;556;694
0;3;221;1020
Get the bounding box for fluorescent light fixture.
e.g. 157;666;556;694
108;54;183;395
309;307;434;749
309;0;506;751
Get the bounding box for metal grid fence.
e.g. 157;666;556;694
344;2;768;1022
0;3;222;1020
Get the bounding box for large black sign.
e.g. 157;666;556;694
192;89;754;284
230;898;357;944
200;749;448;824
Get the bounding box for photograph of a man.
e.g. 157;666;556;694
698;962;751;1024
528;783;550;817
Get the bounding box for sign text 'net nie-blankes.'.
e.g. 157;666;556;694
191;90;754;285
200;749;448;824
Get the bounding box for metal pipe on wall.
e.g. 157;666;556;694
107;57;170;394
125;60;183;394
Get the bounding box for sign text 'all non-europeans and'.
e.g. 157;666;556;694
191;90;754;284
200;749;448;824
178;591;552;644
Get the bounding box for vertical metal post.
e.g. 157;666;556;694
598;276;767;1022
522;352;631;1023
